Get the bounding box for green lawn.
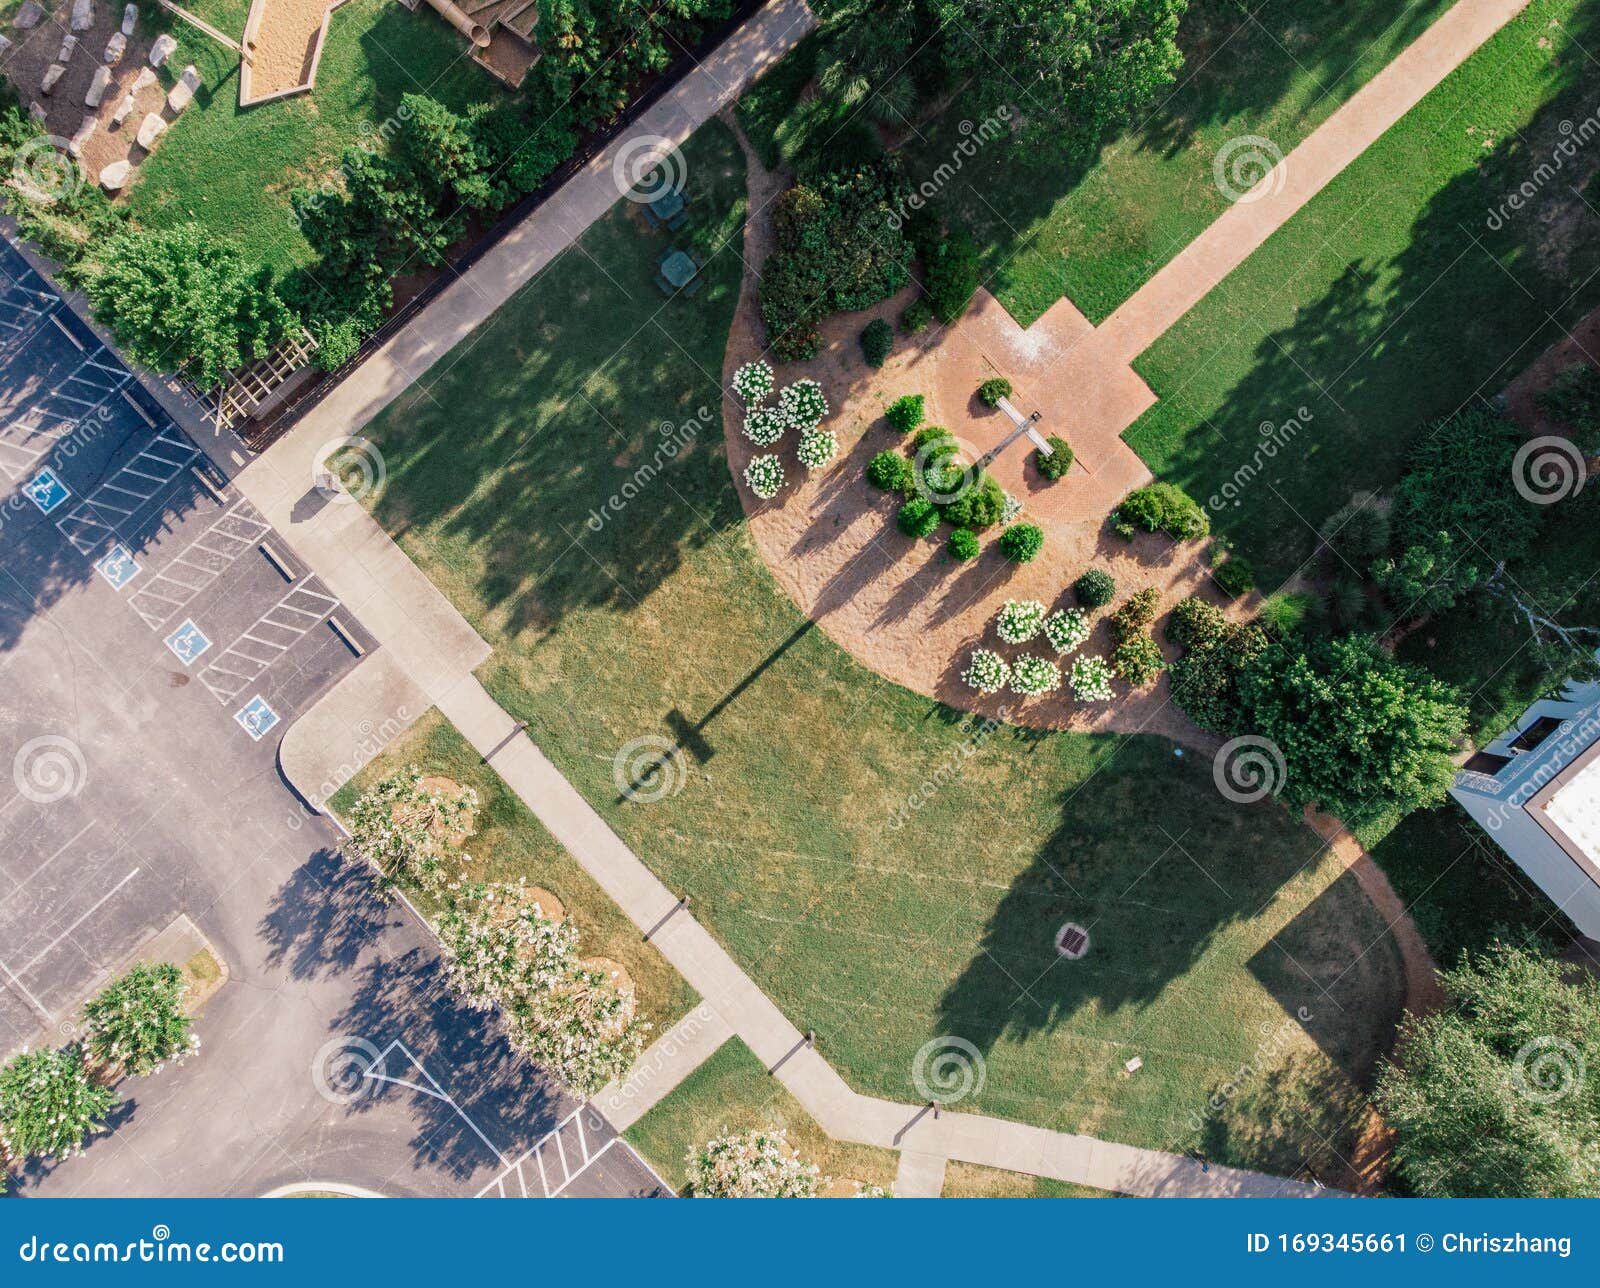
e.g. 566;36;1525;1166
328;710;698;1033
124;0;502;271
624;1038;900;1194
1126;0;1600;587
357;118;1404;1173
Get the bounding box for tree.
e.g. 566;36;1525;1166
1376;942;1600;1197
435;884;578;1011
0;1046;117;1161
929;0;1186;162
1235;635;1466;819
1168;622;1266;734
81;224;295;388
344;767;478;895
395;93;493;212
686;1128;823;1197
82;963;197;1077
507;959;649;1096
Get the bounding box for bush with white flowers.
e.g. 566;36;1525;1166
744;454;784;499
0;1045;116;1162
1044;607;1090;654
1070;655;1114;702
731;360;774;404
687;1128;823;1197
82;962;198;1078
345;767;478;896
1010;654;1061;696
796;427;838;469
962;648;1010;694
744;405;787;447
778;379;828;429
995;598;1047;644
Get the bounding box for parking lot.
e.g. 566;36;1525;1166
0;238;666;1197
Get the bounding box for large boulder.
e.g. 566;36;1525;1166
135;111;166;150
69;0;93;32
147;33;176;68
40;63;66;95
111;91;136;125
132;67;156;92
85;65;112;107
166;64;200;112
121;2;137;35
14;1;45;29
99;159;131;192
103;31;126;65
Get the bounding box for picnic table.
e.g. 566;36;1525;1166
655;248;702;296
644;189;689;231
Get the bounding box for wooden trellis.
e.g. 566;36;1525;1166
207;328;318;433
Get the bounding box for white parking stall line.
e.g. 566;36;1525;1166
0;276;60;357
196;582;339;703
360;1040;510;1168
128;499;273;630
53;428;198;555
474;1107;652;1199
10;867;140;979
2;821;95;902
0;407;78;481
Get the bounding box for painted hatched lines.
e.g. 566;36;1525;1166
0;346;130;482
53;428;197;555
128;498;272;630
195;580;339;703
476;1107;643;1198
0;273;59;356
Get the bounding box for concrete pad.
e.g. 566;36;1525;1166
98;158;130;191
85;65;111;108
135;111;165;150
70;0;93;31
147;32;176;67
894;1150;947;1198
40;63;65;95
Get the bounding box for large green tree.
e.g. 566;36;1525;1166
0;1046;117;1161
82;963;198;1077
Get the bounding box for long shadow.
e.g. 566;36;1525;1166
258;847;397;980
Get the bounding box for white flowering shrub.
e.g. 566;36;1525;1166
345;767;478;896
436;883;578;1011
962;648;1009;694
1070;655;1114;702
995;598;1047;644
1043;607;1090;654
0;1045;116;1161
1009;654;1061;696
82;962;198;1077
731;360;774;404
796;427;838;469
744;454;785;499
686;1128;823;1197
778;379;828;429
743;406;787;447
509;960;650;1096
854;1182;891;1197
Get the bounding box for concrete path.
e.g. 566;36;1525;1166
895;1150;948;1199
594;1003;733;1131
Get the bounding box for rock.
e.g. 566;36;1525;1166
135;111;165;150
70;0;93;32
166;64;200;112
0;35;11;58
112;92;135;124
147;33;176;68
40;63;66;95
103;31;126;64
28;101;48;124
132;67;156;92
99;159;131;192
57;33;77;62
121;2;137;35
14;1;45;29
68;115;96;157
86;65;111;107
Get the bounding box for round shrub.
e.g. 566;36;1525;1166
962;648;1009;694
1069;655;1114;702
949;528;980;561
778;379;828;429
1010;654;1061;696
998;522;1044;563
1044;607;1090;654
860;318;893;368
901;298;934;334
1109;587;1160;640
797;427;838;469
977;377;1013;408
743;405;787;447
995;598;1047;644
1165;596;1228;651
1115;482;1210;541
885;394;925;434
866;450;912;492
1074;569;1116;609
897;497;939;538
744;454;784;499
941;474;1006;530
1112;635;1164;687
910;424;957;455
1259;590;1312;636
1036;436;1074;481
1212;557;1256;598
731;360;774;405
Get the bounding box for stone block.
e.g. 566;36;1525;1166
40;63;66;95
121;2;137;35
166;64;199;112
135;111;166;150
99;158;131;191
69;0;93;32
86;64;111;107
147;32;176;67
103;31;126;64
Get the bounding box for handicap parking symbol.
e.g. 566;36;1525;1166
233;694;280;742
164;619;212;666
94;544;139;590
24;468;70;515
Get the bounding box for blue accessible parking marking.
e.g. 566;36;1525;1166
164;619;212;666
24;467;70;514
233;695;280;742
94;544;140;590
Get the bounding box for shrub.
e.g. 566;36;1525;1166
1318;501;1389;569
1069;656;1114;702
921;222;980;323
898;497;939;537
996;598;1048;643
0;1045;118;1162
1010;654;1062;696
1074;569;1116;609
902;298;934;333
1212;557;1256;598
797;427;838;469
1116;482;1210;540
687;1129;822;1198
859;318;894;368
1165;597;1229;651
1169;624;1268;733
1260;591;1313;637
1326;578;1370;631
910;425;957;455
1112;635;1164;686
1536;363;1600;438
962;648;1010;693
977;377;1012;408
778;379;828;429
866;450;912;492
998;522;1044;563
1044;608;1090;654
941;474;1006;530
745;454;785;499
1109;587;1160;640
885;394;925;434
1036;436;1073;480
83;963;197;1077
744;406;787;446
731;360;775;404
949;528;980;561
345;767;479;895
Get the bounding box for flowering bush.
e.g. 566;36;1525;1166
0;1045;116;1161
797;427;838;469
743;406;787;446
962;648;1009;694
778;378;828;429
1070;655;1114;702
509;959;650;1096
687;1129;822;1198
1043;608;1090;654
731;360;774;404
995;598;1047;644
345;767;478;896
82;963;198;1077
1010;654;1061;696
744;454;784;499
866;450;912;492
